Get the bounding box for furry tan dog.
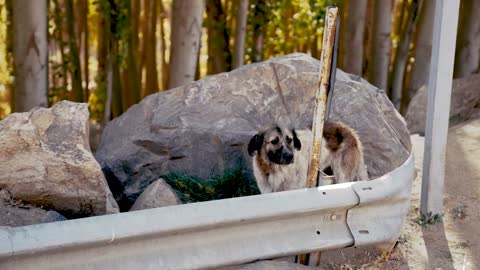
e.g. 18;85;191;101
248;121;368;193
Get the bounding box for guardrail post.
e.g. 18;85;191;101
420;0;460;219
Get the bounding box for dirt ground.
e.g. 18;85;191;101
318;119;480;270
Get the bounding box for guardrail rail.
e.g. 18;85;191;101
0;154;414;270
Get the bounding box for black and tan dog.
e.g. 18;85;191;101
248;121;368;193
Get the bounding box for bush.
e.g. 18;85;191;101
162;165;260;203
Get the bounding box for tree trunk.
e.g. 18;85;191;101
337;0;348;70
110;42;123;118
83;0;89;100
453;0;480;78
139;0;150;93
51;0;68;102
6;0;14;111
391;0;423;111
169;0;206;88
392;0;406;41
65;0;83;102
233;0;248;68
12;0;48;112
145;0;159;95
98;1;110;123
343;0;367;75
206;0;231;75
362;0;375;78
132;0;140;60
370;0;392;90
407;0;435;101
104;53;113;124
282;1;292;54
159;0;168;90
249;0;267;63
126;1;141;104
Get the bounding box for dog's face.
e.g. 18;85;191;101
248;126;301;165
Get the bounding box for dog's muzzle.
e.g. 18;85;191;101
279;150;294;164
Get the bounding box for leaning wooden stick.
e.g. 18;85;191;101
298;5;340;266
306;6;339;191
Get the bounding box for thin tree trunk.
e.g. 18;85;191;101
12;0;48;112
75;0;89;100
282;1;292;53
392;0;406;41
6;0;14;111
52;0;68;101
343;0;367;75
206;0;231;74
83;0;89;100
65;0;83;102
144;0;159;95
139;0;150;94
169;0;206;88
132;0;140;60
337;0;347;70
249;0;267;63
311;34;319;59
227;0;236;37
104;53;113;123
255;33;264;62
159;0;168;90
98;2;110;123
233;0;248;68
391;0;423;111
370;0;392;90
125;1;141;104
362;0;375;78
407;0;434;102
453;0;480;78
111;42;123;118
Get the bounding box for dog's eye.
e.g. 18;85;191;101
286;136;292;144
271;137;279;145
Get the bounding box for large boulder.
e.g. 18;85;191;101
0;101;119;216
96;53;411;209
405;72;480;135
129;178;181;211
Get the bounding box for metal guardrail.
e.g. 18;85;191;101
0;154;414;270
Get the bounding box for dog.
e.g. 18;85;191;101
248;121;368;193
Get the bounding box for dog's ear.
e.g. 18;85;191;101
248;133;264;156
292;129;301;151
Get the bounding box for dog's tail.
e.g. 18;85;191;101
322;120;360;153
323;121;369;181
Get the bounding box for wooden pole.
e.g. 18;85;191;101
298;6;339;266
420;0;459;219
306;6;339;190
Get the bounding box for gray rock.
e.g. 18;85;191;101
96;53;411;209
405;72;480;135
0;101;119;216
0;189;67;227
129;178;181;211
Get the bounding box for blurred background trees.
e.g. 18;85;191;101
0;0;478;123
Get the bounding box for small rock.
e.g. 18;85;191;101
130;178;181;211
0;190;67;227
